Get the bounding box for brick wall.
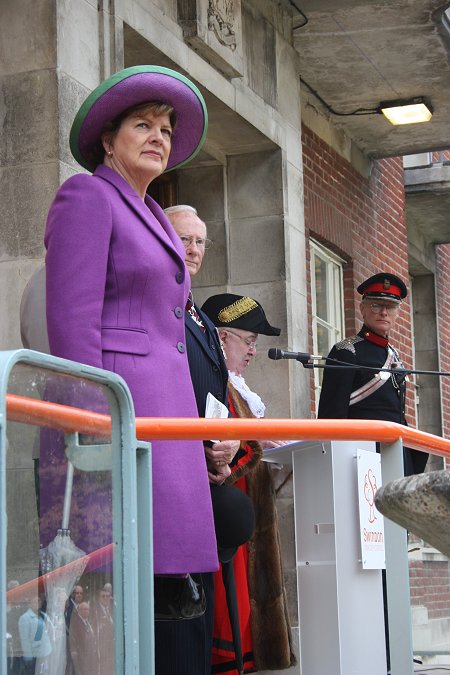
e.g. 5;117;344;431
431;150;450;162
410;559;450;618
436;244;450;442
302;124;415;421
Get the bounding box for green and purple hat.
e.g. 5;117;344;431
69;65;208;173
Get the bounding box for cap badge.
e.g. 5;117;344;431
218;297;258;323
383;279;391;290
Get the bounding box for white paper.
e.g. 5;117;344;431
205;392;229;443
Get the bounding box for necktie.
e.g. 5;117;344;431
186;291;205;332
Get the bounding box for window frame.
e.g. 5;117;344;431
310;239;345;407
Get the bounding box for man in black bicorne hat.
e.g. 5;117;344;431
202;292;295;674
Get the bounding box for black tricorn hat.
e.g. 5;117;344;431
201;293;281;336
357;273;407;304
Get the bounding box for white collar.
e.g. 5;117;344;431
228;371;266;418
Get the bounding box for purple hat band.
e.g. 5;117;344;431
70;66;208;173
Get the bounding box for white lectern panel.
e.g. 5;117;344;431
265;440;387;675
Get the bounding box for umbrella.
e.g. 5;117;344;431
221;558;244;675
39;458;88;675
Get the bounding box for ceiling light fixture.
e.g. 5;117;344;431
379;97;433;125
300;79;434;125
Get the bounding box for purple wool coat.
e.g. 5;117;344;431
44;165;218;575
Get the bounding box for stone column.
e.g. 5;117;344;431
0;0;123;583
0;0;124;349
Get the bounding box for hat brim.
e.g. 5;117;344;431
256;322;281;336
70;65;208;173
362;293;402;304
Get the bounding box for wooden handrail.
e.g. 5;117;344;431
5;393;450;458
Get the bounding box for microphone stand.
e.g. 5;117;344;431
295;354;450;377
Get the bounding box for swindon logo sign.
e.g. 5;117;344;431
357;449;385;570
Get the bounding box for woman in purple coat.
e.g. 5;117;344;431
43;66;219;672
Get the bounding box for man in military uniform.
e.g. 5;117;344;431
318;272;428;476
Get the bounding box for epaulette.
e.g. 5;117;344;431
334;335;363;355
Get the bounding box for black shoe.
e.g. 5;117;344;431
154;574;206;621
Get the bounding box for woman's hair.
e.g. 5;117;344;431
88;101;177;169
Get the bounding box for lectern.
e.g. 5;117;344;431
264;439;410;675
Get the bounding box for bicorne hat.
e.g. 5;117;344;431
210;484;255;563
357;273;407;303
201;293;281;336
69;65;207;173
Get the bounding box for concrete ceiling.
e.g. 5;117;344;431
292;0;450;158
405;164;450;260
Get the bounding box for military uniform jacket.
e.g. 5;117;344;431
318;326;406;422
318;325;427;475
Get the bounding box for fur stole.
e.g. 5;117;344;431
225;381;263;485
226;382;296;670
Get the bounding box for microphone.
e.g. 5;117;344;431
268;348;450;377
268;348;321;363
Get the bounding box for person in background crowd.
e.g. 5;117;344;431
166;205;254;675
91;588;114;675
65;585;84;629
69;601;97;675
6;580;23;675
202;293;295;675
20;266;50;355
43;65;218;674
18;595;54;674
19;268;49;519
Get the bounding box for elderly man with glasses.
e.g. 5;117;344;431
201;293;295;675
318;272;427;476
165;206;255;675
164;205;238;483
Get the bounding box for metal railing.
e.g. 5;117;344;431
6;392;450;456
4;389;450;675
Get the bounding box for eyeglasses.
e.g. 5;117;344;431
224;329;258;350
366;302;399;315
179;235;212;250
